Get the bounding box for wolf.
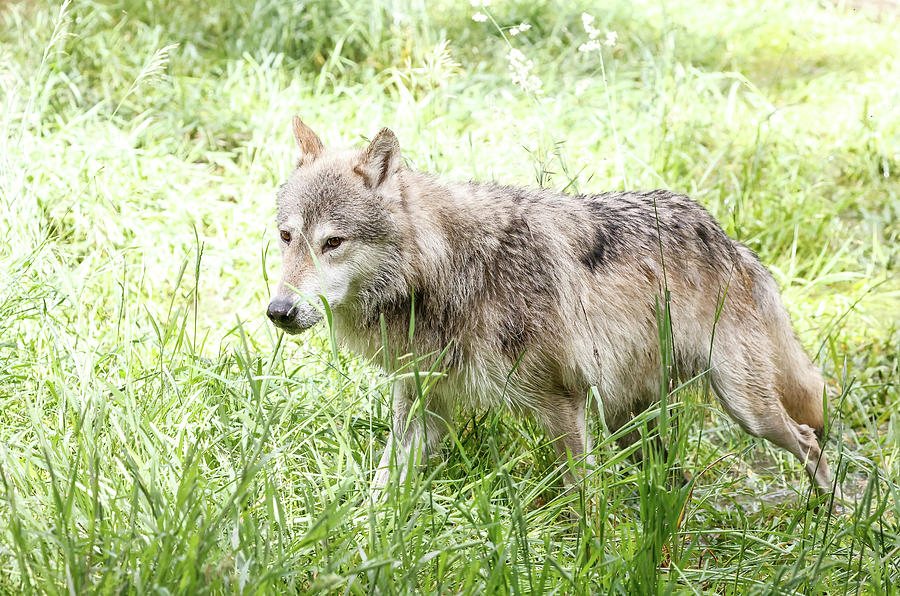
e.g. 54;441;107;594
267;116;834;494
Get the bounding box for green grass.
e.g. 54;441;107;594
1;0;899;593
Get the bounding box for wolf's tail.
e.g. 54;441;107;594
750;258;827;439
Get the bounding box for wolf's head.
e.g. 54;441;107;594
267;117;405;334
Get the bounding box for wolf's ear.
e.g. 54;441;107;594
356;128;401;189
292;116;324;164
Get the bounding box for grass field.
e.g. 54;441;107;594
1;0;899;593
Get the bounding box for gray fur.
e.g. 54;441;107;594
268;118;834;494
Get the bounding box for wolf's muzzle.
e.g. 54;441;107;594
267;295;323;333
267;297;297;327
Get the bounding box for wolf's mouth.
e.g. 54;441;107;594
267;298;323;334
271;320;309;335
270;316;321;335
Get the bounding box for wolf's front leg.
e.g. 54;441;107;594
538;395;594;485
371;382;452;497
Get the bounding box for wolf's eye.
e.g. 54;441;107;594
280;230;291;243
324;237;343;250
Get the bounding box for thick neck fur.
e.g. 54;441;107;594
336;167;577;373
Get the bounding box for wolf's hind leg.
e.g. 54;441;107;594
710;352;833;492
774;339;827;441
759;411;832;491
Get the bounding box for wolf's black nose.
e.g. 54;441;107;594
267;297;296;326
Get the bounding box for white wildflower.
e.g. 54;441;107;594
582;13;600;38
579;12;617;52
578;39;602;53
506;48;543;94
509;22;531;36
472;11;488;22
575;79;590;96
